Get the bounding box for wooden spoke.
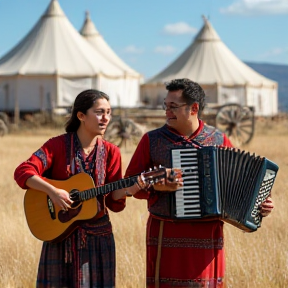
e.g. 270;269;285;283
216;104;254;146
105;116;144;148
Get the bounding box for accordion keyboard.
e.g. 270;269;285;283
170;146;279;231
171;148;202;218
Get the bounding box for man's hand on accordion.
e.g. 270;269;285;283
260;197;274;217
153;168;183;192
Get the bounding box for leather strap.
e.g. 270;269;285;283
155;220;164;288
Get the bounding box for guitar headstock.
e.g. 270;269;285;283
141;165;167;185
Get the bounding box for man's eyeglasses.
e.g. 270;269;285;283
162;102;188;112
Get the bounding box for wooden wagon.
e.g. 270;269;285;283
0;112;9;136
106;103;255;147
201;103;255;146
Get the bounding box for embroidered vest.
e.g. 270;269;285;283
148;124;225;219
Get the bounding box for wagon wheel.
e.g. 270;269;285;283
216;104;254;146
0;119;8;136
105;117;143;148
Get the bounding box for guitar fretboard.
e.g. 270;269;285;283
79;176;139;201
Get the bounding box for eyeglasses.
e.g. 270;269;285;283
162;102;188;112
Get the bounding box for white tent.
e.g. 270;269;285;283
79;11;143;108
0;0;141;119
141;17;278;116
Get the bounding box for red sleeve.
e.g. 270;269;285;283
14;137;62;189
125;134;154;200
104;142;126;212
222;134;233;148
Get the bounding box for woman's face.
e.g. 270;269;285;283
78;98;112;136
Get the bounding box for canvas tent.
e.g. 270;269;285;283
141;17;278;116
0;0;142;121
80;11;143;101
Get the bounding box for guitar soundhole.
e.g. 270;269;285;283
58;205;82;223
71;201;82;209
69;189;82;209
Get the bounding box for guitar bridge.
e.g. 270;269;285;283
47;196;56;220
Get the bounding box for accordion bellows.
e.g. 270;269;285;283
171;146;279;232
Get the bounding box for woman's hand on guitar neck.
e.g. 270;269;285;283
112;181;143;200
26;175;73;212
112;167;182;200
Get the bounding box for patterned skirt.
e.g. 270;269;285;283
146;215;225;288
36;215;115;288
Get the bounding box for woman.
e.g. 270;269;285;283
14;89;144;288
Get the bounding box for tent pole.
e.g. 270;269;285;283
14;76;20;127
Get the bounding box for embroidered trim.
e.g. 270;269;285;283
82;215;112;236
148;236;224;249
95;138;106;186
147;277;224;287
194;124;224;146
33;148;47;169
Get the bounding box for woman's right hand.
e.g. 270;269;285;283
47;187;73;211
26;175;73;211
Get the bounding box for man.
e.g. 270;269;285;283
125;78;274;288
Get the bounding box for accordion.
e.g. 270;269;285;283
171;146;278;232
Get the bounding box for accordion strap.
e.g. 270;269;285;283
155;220;164;288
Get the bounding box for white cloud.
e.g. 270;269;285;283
260;47;288;58
154;45;177;55
163;22;197;35
123;45;144;54
220;0;288;15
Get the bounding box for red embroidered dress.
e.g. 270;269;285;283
125;120;232;288
14;133;125;288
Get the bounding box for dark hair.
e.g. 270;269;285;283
165;78;205;115
65;89;109;132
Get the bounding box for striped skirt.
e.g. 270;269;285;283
36;215;115;288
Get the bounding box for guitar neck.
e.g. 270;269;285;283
79;175;139;201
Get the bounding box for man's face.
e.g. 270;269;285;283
163;90;192;131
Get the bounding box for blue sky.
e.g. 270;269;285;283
0;0;287;80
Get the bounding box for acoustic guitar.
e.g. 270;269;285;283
24;167;166;242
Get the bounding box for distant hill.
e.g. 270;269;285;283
245;62;288;112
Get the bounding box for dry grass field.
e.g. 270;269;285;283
0;118;288;288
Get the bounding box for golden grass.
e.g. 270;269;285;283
0;119;287;287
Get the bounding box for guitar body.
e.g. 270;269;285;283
24;173;98;242
23;166;167;242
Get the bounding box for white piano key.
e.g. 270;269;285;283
176;197;200;201
172;148;204;218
